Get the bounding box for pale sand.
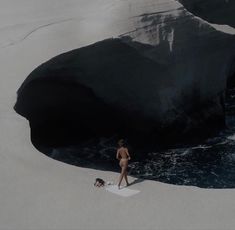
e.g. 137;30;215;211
0;1;235;229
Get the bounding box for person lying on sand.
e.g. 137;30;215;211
94;178;113;188
94;178;105;187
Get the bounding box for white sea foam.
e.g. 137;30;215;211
227;134;235;141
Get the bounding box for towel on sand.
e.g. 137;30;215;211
105;185;140;197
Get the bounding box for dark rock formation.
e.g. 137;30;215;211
15;39;170;148
227;58;235;89
178;0;235;27
14;1;235;150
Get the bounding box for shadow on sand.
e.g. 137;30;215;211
128;178;145;187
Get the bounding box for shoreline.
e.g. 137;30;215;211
0;1;235;229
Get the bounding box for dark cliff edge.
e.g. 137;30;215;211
14;1;235;153
178;0;235;27
14;38;234;151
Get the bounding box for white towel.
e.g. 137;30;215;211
105;185;140;197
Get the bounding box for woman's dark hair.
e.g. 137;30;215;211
118;139;125;147
94;178;105;186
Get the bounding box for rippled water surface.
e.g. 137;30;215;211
47;89;235;188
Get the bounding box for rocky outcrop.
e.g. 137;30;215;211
14;0;235;148
178;0;235;27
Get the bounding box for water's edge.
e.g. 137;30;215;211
45;88;235;189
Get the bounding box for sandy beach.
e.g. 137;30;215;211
0;1;235;229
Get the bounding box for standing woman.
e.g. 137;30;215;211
116;139;131;189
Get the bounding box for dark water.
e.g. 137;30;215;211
47;89;235;189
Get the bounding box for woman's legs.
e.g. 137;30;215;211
118;166;125;188
118;159;130;188
124;170;129;186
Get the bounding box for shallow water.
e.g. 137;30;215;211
47;89;235;189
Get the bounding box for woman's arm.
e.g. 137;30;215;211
126;148;131;160
116;149;120;160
